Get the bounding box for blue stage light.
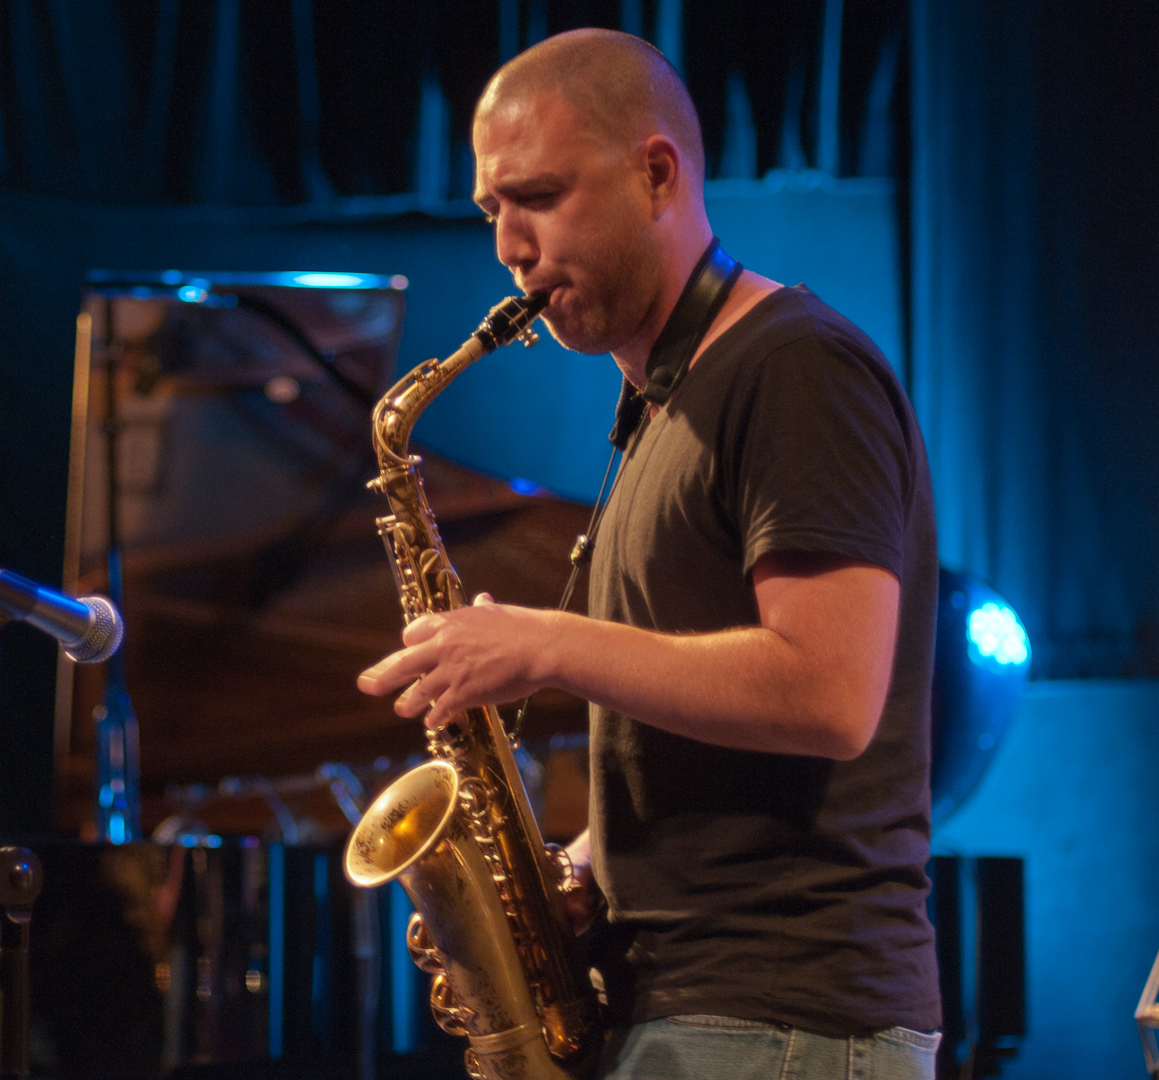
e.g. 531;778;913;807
509;477;540;495
176;285;208;303
968;602;1030;668
109;812;126;845
286;272;368;288
931;569;1032;825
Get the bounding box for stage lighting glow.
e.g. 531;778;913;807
264;375;301;404
932;568;1032;826
177;285;208;303
98;783;113;808
390;274;409;290
968;602;1030;667
176;832;223;848
288;272;368;288
509;477;540;495
160;269;182;285
109;812;126;845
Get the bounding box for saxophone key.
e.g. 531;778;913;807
457;777;492;819
406;912;445;974
435;720;472;756
463;1047;485;1080
429;973;473;1036
545;842;577;891
419;547;445;577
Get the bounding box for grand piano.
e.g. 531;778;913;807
29;270;592;1079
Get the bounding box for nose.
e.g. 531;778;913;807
494;206;538;277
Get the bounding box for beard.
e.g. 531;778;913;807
524;214;663;356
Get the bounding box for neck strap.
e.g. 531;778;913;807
608;238;742;449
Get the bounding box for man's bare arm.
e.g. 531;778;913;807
358;552;899;761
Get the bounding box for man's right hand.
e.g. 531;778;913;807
563;828;601;935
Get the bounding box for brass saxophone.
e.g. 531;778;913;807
343;294;601;1080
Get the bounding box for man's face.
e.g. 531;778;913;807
473;92;662;355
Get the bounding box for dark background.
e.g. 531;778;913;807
0;0;1156;820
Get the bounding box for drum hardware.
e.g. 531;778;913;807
0;847;43;1079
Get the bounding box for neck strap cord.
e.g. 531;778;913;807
508;239;742;745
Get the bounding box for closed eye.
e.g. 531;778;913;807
516;189;562;210
478;197;556;226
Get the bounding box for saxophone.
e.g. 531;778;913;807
343;294;601;1080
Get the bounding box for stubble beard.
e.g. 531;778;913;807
535;221;662;356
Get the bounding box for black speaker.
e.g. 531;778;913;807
929;855;1026;1079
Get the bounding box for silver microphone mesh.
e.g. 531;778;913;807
65;597;125;663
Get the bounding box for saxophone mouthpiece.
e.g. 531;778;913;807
475;293;550;353
517;292;549;345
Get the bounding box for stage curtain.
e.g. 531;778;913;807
910;0;1159;677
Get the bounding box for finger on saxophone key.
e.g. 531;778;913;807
394;677;427;715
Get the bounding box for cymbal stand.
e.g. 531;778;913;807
0;847;43;1078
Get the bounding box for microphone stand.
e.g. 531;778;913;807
0;847;43;1078
95;299;141;844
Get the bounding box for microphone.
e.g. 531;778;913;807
0;568;124;663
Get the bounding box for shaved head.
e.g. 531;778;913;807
475;28;705;186
471;28;716;369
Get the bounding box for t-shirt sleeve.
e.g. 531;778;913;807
729;329;913;579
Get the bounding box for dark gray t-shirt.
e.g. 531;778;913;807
587;285;941;1037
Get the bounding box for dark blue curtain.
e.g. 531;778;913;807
910;0;1159;678
0;0;901;207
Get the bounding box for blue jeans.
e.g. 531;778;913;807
597;1015;941;1080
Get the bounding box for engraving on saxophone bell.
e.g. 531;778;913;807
344;295;600;1080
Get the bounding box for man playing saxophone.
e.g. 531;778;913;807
359;28;941;1080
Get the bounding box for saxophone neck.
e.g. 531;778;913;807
369;292;547;477
370;337;486;476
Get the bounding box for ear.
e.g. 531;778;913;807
641;134;681;219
